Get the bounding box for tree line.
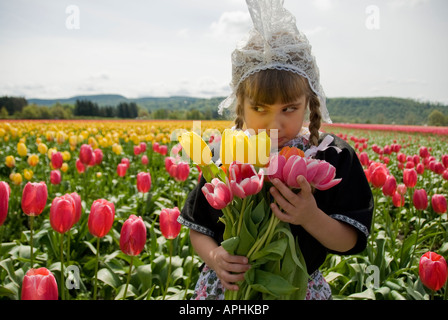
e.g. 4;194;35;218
1;95;447;125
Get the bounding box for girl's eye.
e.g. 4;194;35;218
252;106;266;113
283;107;297;113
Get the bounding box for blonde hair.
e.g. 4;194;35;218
234;69;322;146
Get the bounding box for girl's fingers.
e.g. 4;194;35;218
271;201;292;223
270;178;297;202
296;175;312;194
269;186;295;212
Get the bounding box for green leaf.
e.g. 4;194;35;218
250;237;287;261
221;237;239;255
246;268;298;297
97;267;121;289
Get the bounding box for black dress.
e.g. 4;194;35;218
178;133;374;275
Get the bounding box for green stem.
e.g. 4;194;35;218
236;197;248;235
444;278;448;300
29;215;34;268
183;242;195;300
163;240;173;300
123;255;134;300
247;212;277;260
93;237;100;300
409;209;422;268
60;233;65;300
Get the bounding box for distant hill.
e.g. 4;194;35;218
26;94;448;125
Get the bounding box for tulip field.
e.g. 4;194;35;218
0;119;447;300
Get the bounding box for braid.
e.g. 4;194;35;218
308;93;322;147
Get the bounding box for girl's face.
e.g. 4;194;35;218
243;94;307;148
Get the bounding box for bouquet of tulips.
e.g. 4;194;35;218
179;129;341;300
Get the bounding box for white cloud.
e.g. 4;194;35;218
388;0;431;9
209;11;251;39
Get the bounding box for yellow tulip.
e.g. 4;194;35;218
179;131;212;166
248;131;271;167
38;143;48;155
5;155;15;168
11;172;22;185
24;169;33;180
62;151;71;161
61;162;69;172
27;154;39;167
48;147;57;159
17;142;28;157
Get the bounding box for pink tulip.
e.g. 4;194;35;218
49;194;76;234
175;162;190;182
141;155;149;165
51;152;63;169
79;144;93;165
396;183;407;196
117;163;127;177
21;268;58;300
140;142;147;153
120;215;146;256
88;199;115;238
229;162;264;198
88;152;96;167
76;158;85;173
121;157;130;169
0;181;11;226
165;156;175;173
202;178;233;210
431;194;447;215
159;145;168;155
50;170;61;185
22;182;48;216
137;172;151;193
94;148;103;165
413;189;428;211
160;207;182;239
304;158;342;191
442;155;448;169
134;145;141;156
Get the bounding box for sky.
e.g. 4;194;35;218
1;0;447;105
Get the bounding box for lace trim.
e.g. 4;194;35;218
330;214;370;238
177;215;215;238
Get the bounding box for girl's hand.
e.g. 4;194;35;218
208;246;250;291
269;175;319;226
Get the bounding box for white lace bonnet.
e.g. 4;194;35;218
217;0;332;123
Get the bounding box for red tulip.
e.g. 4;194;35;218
413;188;428;211
21;267;58;300
141;155;149;165
87;152;96;167
392;192;405;207
369;163;388;188
175;162;190;181
396;152;407;163
21;182;48;216
140;142;147;153
117;163;127;177
359;152;369;167
160;207;181;239
51;152;63;169
79;144;93;165
70;192;82;225
165;157;175;173
50;194;76;234
419;146;430;158
396;183;407;195
168;164;178;179
443;169;448;181
382;175;397;197
442;155;448;169
431;194;447;215
50;170;61;185
88;199;115;238
94;148;103;165
152;142;160;153
0;181;11;226
134;145;142;156
120;215;146;256
416;163;424;175
76;158;85;173
137;172;151;193
419;251;448;291
159;145;168;155
403;168;417;188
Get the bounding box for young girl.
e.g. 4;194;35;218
178;0;373;300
